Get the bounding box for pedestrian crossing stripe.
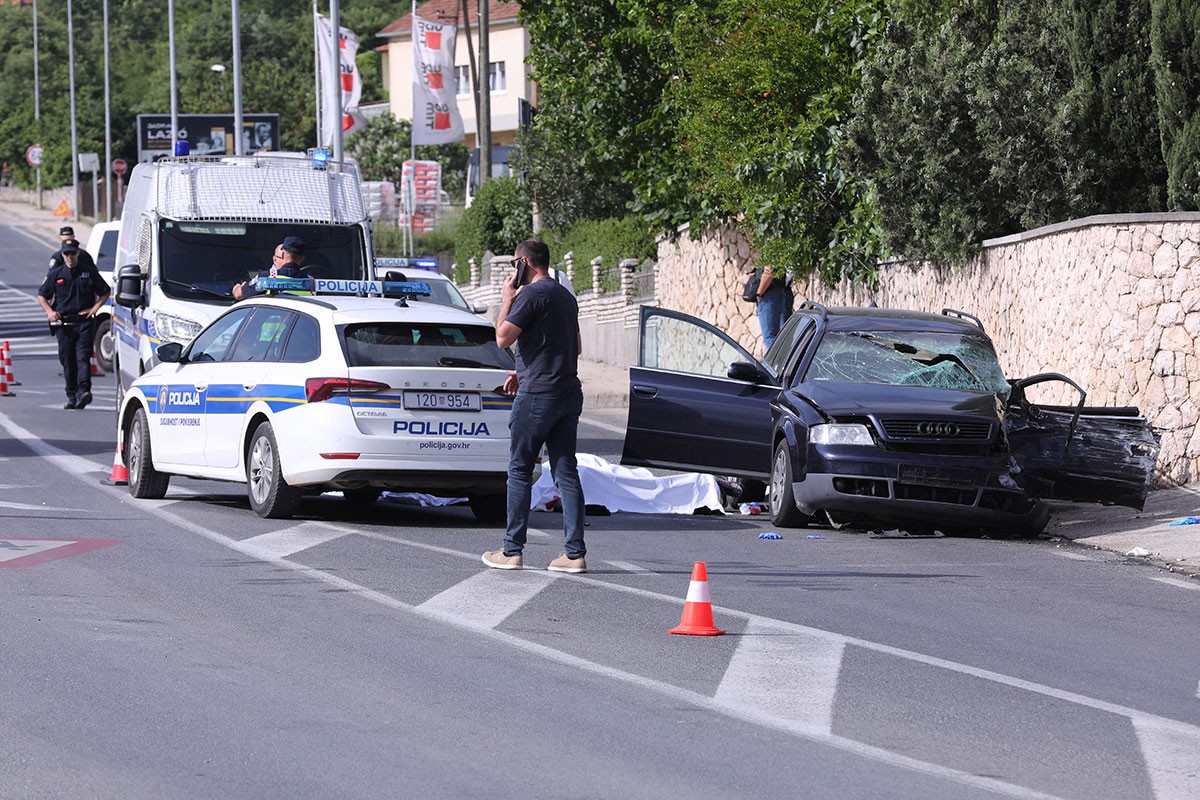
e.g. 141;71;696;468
0;539;119;567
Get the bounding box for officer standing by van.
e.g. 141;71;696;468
37;239;111;409
48;225;98;273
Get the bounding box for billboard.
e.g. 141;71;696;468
136;114;282;163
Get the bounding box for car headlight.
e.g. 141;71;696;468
153;311;203;344
810;423;875;446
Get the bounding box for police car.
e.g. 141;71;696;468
116;277;515;520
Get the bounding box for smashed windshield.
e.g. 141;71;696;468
804;330;1011;396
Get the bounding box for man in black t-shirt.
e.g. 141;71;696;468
37;239;111;409
482;239;588;574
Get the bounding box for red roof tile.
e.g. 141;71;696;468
379;0;520;37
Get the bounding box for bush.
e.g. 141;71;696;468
544;216;657;292
453;176;533;282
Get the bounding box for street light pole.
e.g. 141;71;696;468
231;0;244;155
330;0;344;163
169;0;179;154
103;0;112;220
32;0;41;209
67;0;79;221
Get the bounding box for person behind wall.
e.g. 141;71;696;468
232;236;306;300
482;239;589;574
37;238;111;409
755;266;793;350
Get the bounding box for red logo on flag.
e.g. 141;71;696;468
342;73;354;92
428;72;444;89
342;114;356;131
425;31;442;50
434;112;451;130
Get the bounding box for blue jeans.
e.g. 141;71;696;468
504;384;586;559
756;284;792;350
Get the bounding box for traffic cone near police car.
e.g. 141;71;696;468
101;435;128;486
3;340;19;386
669;561;726;636
90;350;103;377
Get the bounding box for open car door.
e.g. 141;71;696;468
621;307;779;480
1004;373;1159;510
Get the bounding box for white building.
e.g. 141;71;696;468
378;0;534;150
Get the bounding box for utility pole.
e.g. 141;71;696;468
232;0;244;154
103;0;111;219
478;0;491;189
67;0;79;221
32;0;41;209
330;0;344;162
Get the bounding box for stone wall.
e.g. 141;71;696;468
654;215;1200;486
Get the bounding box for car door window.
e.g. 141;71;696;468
229;308;295;362
281;314;321;362
763;315;810;379
641;311;754;378
187;307;254;363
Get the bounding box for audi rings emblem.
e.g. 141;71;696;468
917;421;960;437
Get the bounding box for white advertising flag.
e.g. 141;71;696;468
316;13;366;147
412;14;464;145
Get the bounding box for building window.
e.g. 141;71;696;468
455;65;471;98
489;61;506;93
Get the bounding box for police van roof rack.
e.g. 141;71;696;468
941;308;985;332
797;300;829;324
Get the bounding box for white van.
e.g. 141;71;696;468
84;220;121;372
112;152;373;394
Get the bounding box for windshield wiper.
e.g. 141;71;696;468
161;278;234;300
439;357;490;368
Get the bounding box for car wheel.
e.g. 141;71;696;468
93;318;114;373
469;493;507;523
127;408;170;499
770;441;813;528
246;422;303;519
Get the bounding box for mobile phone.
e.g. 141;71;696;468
513;258;527;288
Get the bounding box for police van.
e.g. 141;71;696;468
117;276;515;520
112;151;373;397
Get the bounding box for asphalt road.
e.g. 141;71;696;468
2;217;1200;800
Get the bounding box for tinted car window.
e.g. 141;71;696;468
230;308;295;362
281;314;321;362
642;313;744;378
763;315;810;377
188;307;254;363
805;330;1010;395
96;230;118;271
343;323;515;369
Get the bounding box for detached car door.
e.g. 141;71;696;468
1005;373;1160;510
621;307;779;480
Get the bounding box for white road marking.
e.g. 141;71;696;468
1133;718;1200;799
0;540;73;562
715;618;844;735
6;408;1200;799
579;415;625;435
605;560;655;574
419;569;558;629
238;522;349;560
0;500;88;512
1147;575;1200;591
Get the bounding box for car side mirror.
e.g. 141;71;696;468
728;361;766;383
472;302;489;314
156;341;184;363
114;264;145;309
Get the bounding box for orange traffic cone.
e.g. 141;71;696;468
669;561;726;636
2;341;18;386
101;440;128;486
90;350;103;377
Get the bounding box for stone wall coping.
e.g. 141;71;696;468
982;212;1200;248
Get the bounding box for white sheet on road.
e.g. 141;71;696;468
533;453;723;515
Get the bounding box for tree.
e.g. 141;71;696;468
346;112;468;199
1150;0;1200;209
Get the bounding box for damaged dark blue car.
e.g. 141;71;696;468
621;302;1160;537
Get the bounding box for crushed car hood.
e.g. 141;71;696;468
793;382;1002;421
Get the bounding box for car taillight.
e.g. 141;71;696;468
305;377;390;403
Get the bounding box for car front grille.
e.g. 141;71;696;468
879;418;994;442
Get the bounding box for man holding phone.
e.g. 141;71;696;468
482;239;588;573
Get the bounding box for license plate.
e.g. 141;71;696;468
897;464;978;488
403;391;480;411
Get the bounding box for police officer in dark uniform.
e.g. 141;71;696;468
232;236;307;300
37;239;111;409
48;225;98;273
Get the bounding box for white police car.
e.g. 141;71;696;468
116;277;515;519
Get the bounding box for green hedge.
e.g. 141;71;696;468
543;216;657;292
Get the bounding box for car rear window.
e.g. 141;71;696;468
806;330;1010;396
342;323;515;370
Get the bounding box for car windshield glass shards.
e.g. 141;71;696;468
805;330;1010;396
342;322;515;370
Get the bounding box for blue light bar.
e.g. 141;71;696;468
373;256;439;271
309;148;331;170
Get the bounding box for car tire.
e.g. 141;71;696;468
93;317;114;373
469;493;507;522
246;422;303;519
127;407;170;499
770;441;813;528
